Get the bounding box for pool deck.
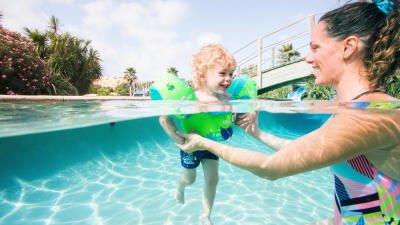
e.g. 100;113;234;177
0;95;151;102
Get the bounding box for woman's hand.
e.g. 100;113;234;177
175;131;207;153
235;111;259;135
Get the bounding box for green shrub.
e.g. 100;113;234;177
97;87;112;96
303;78;336;100
47;71;78;95
258;77;336;100
259;85;291;99
114;83;129;96
88;84;101;94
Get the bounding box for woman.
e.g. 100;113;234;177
177;1;400;224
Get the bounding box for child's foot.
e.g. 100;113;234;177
175;187;185;204
199;214;212;225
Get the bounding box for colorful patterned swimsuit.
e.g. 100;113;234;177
331;155;400;224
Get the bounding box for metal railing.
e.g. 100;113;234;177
233;13;323;88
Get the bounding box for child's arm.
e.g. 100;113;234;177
159;115;185;144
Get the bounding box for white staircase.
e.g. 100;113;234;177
233;13;323;94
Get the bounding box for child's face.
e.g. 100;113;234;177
201;63;234;96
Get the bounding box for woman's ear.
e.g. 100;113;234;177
342;36;359;60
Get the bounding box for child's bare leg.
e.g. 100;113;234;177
199;159;219;225
307;218;335;225
175;168;196;204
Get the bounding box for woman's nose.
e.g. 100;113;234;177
305;51;314;64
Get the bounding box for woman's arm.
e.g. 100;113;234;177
159;115;185;144
236;112;292;151
178;113;400;180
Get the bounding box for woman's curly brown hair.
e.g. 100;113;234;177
366;9;400;88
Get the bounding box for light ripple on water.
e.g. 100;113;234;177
0;128;333;225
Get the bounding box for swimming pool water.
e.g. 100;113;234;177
0;100;333;224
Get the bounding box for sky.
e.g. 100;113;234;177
0;0;346;81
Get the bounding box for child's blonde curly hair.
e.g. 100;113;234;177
192;44;236;88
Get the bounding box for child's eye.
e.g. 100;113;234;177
229;73;233;77
219;72;226;75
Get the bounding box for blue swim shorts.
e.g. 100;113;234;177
180;150;218;169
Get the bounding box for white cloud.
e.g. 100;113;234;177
110;2;144;27
72;0;194;80
195;32;222;46
152;0;188;26
49;0;75;5
0;0;48;32
81;0;114;33
131;40;194;80
92;37;195;80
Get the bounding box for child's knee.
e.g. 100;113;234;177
182;174;196;185
204;175;218;186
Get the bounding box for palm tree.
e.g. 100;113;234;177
167;67;179;76
124;67;137;96
24;28;48;58
241;64;257;77
48;15;60;35
278;43;300;65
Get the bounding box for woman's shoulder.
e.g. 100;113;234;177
356;92;398;102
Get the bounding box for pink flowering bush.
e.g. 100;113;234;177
0;26;50;95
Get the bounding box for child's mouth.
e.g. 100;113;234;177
220;84;230;89
220;85;228;91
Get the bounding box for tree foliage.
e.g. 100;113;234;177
240;64;257;77
278;43;300;65
167;67;178;76
303;78;336;100
25;16;102;95
88;84;101;94
47;33;102;94
114;83;129;96
97;86;113;96
385;70;400;99
259;86;292;99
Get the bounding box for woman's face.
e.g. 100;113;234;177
306;21;345;86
